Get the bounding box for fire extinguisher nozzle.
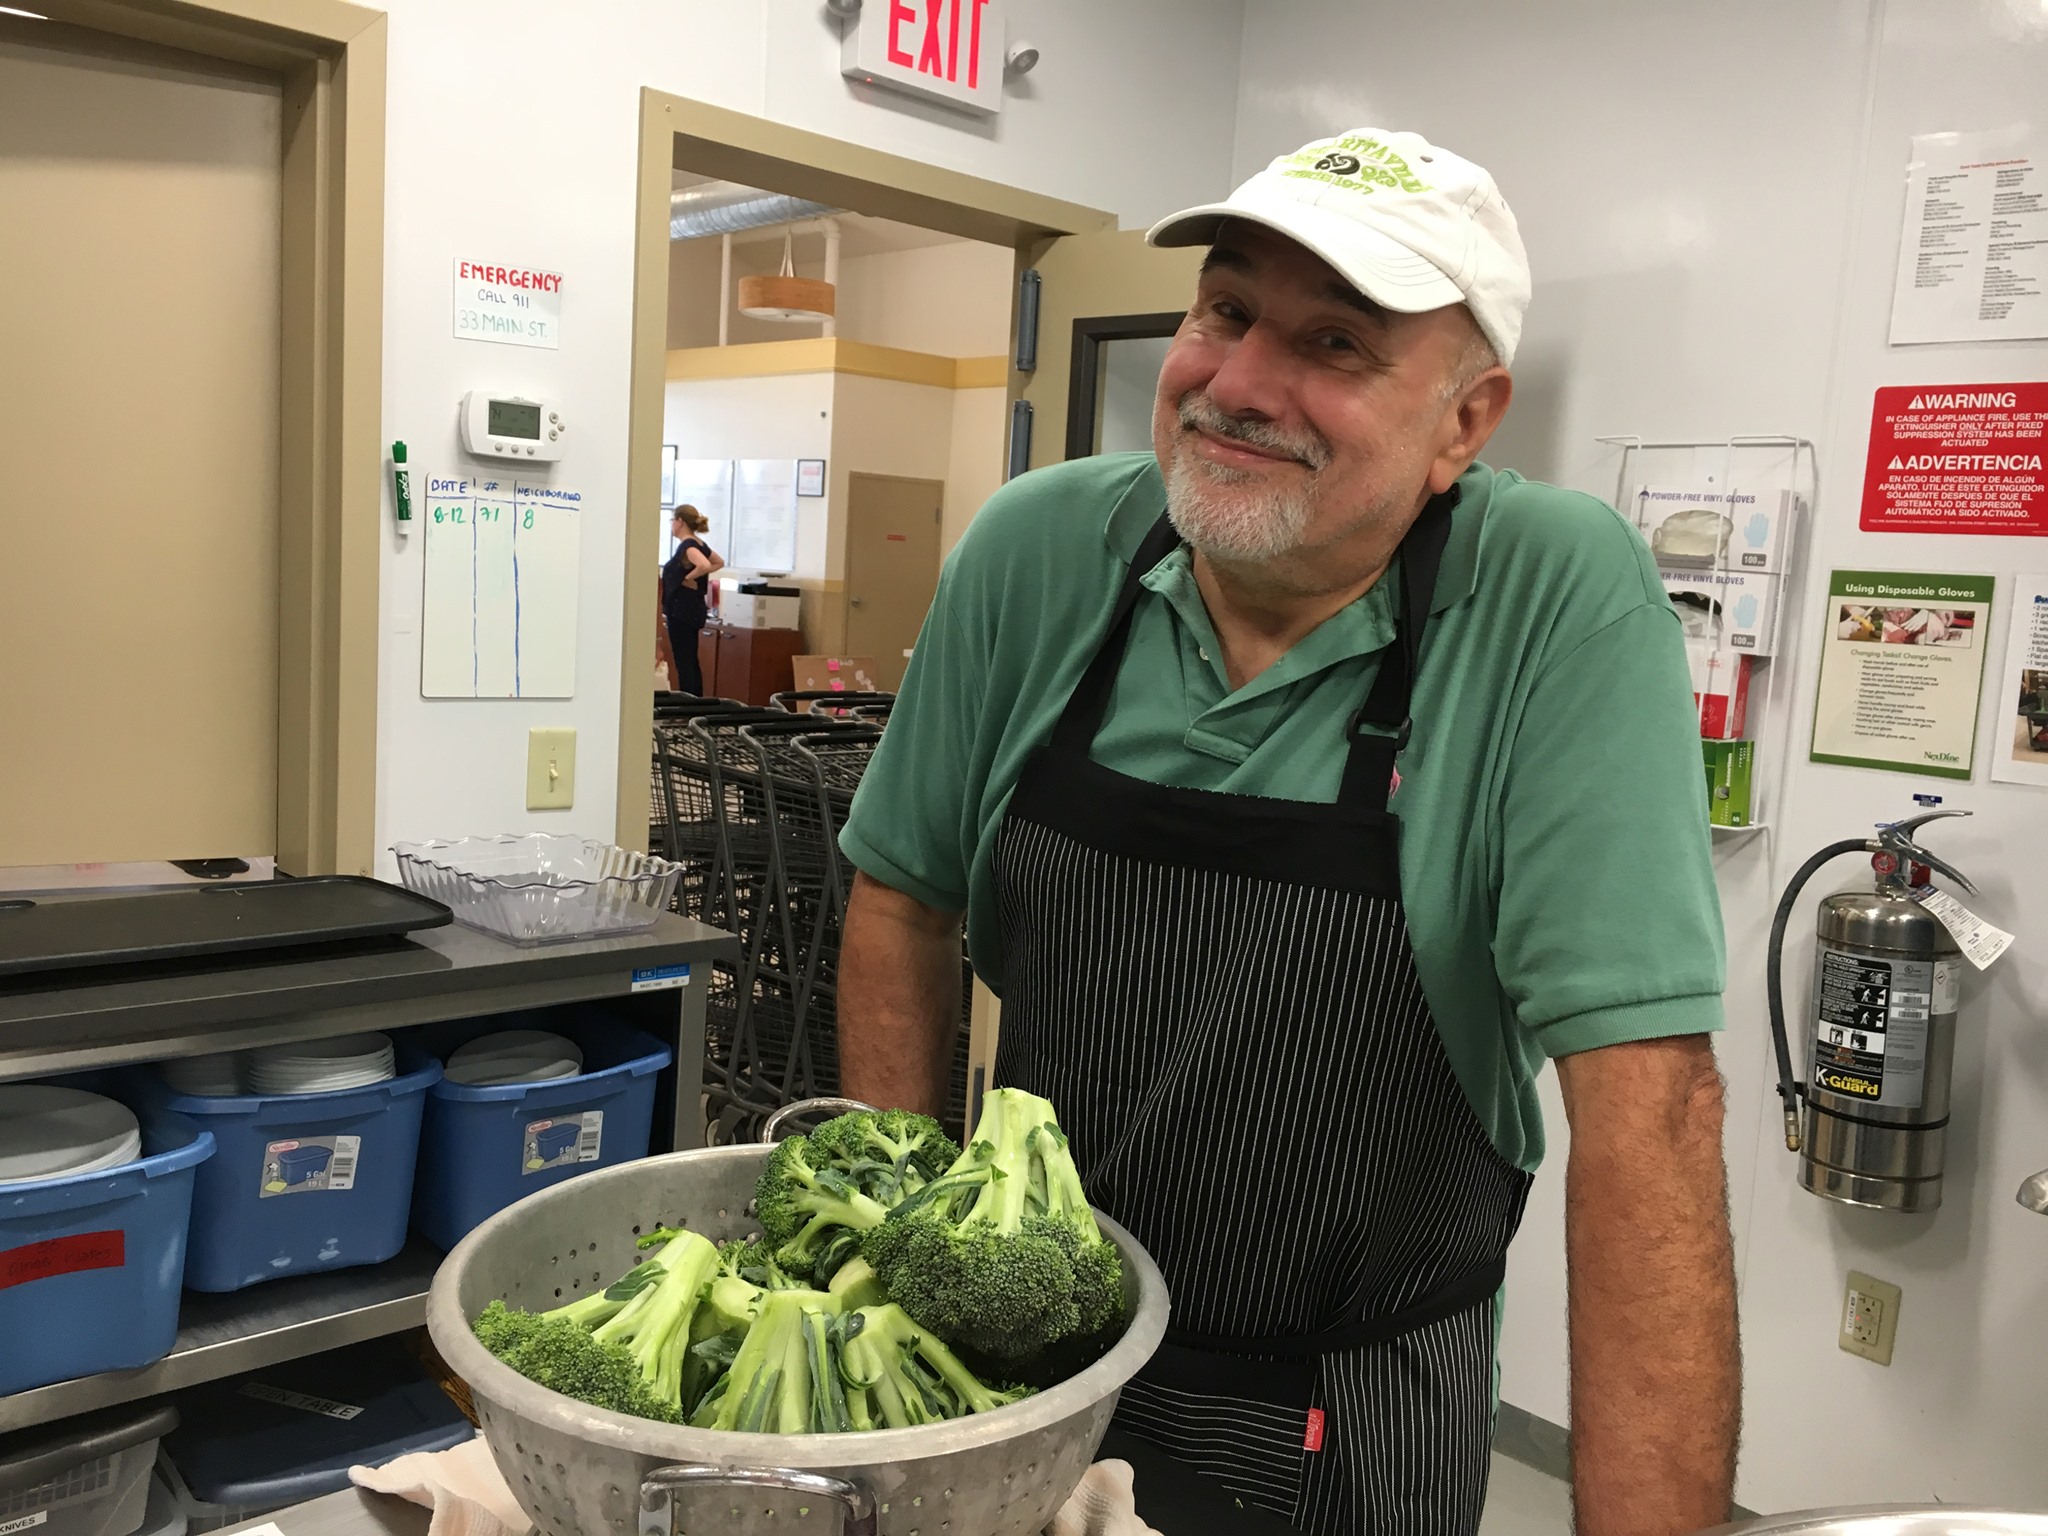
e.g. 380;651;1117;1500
1783;1109;1802;1153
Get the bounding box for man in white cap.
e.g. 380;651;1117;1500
838;130;1736;1536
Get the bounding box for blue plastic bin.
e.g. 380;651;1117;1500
145;1048;441;1293
412;1020;671;1251
0;1124;215;1395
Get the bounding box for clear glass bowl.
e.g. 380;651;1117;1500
391;834;684;947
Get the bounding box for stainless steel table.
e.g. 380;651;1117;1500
0;911;738;1434
224;1488;428;1536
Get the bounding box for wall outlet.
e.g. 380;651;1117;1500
526;728;575;811
1839;1270;1901;1365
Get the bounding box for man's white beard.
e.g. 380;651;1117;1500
1160;392;1328;563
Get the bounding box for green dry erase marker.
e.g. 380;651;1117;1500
391;441;413;534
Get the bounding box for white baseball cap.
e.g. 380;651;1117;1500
1147;128;1531;366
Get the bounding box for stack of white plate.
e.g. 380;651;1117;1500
160;1051;247;1096
245;1032;397;1095
0;1085;144;1184
443;1030;584;1087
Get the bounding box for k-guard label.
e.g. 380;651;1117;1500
630;963;691;993
1812;950;1935;1108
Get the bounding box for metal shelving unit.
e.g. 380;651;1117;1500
0;906;739;1434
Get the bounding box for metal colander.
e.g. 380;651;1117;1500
425;1144;1169;1536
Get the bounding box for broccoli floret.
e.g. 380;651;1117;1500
753;1135;892;1282
860;1088;1123;1362
839;1304;1032;1429
803;1110;961;1205
471;1302;678;1423
588;1227;722;1409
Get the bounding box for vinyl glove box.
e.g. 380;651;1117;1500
1685;634;1753;740
1703;740;1755;828
1662;567;1783;656
1635;485;1799;575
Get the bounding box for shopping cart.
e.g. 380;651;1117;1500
768;689;896;719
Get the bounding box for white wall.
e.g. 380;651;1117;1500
661;373;834;581
374;0;1245;863
1238;0;2048;1513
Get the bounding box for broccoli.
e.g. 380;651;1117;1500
586;1226;722;1409
471;1302;678;1423
839;1304;1032;1430
752;1111;960;1284
826;1254;889;1310
694;1288;844;1432
860;1088;1124;1362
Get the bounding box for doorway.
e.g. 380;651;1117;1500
843;473;943;691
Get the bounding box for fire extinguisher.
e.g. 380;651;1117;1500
1767;809;1975;1212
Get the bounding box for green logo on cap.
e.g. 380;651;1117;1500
1281;135;1430;195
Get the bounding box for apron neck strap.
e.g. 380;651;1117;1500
1339;487;1457;810
1052;485;1461;797
1052;513;1184;753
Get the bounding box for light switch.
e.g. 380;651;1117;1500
527;728;576;810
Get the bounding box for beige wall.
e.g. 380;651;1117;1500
943;388;1008;557
833;241;1015;357
669;232;1013;358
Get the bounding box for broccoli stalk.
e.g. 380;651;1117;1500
700;1289;844;1432
840;1304;1030;1429
588;1227;722;1409
860;1088;1124;1361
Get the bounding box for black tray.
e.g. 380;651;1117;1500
0;876;453;979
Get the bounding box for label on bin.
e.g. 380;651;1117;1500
238;1381;365;1419
0;1230;125;1291
1;1510;51;1534
258;1135;361;1197
525;1112;603;1175
630;963;691;992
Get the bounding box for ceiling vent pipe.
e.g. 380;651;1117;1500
669;181;840;241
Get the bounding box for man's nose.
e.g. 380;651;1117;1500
1201;320;1296;425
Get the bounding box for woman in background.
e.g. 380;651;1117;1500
663;505;724;695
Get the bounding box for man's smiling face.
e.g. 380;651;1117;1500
1152;222;1499;568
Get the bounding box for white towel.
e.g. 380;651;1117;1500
351;1433;1161;1536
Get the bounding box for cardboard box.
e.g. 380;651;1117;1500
791;655;881;695
1686;635;1753;740
1662;567;1783;656
1634;485;1799;575
1703;740;1755;827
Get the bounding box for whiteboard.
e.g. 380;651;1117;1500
666;457;733;565
421;472;582;698
732;458;799;573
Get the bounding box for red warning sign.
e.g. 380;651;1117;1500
1861;383;2048;535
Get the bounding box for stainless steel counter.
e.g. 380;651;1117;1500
0;911;738;1435
224;1487;429;1536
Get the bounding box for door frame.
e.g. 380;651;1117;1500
28;0;388;875
1063;310;1185;460
841;470;945;691
618;90;1117;852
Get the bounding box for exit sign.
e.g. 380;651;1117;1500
841;0;1003;117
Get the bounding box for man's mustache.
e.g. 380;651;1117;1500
1174;392;1332;470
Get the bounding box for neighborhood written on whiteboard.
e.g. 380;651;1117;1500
421;474;582;699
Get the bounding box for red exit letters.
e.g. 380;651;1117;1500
885;0;990;89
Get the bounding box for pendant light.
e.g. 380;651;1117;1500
736;231;836;324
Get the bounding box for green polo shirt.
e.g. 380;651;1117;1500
840;452;1724;1172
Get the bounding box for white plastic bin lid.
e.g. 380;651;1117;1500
444;1030;583;1086
0;1085;142;1184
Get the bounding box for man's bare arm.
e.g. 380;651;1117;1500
837;871;964;1116
1556;1033;1739;1536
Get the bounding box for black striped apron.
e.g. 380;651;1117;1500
992;496;1533;1535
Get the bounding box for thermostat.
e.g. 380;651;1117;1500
459;390;566;462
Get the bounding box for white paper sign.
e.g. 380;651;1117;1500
1890;128;2048;345
454;258;563;349
1992;573;2048;786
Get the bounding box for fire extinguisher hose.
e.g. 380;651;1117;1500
1766;838;1873;1153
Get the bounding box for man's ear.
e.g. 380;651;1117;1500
1427;368;1513;495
